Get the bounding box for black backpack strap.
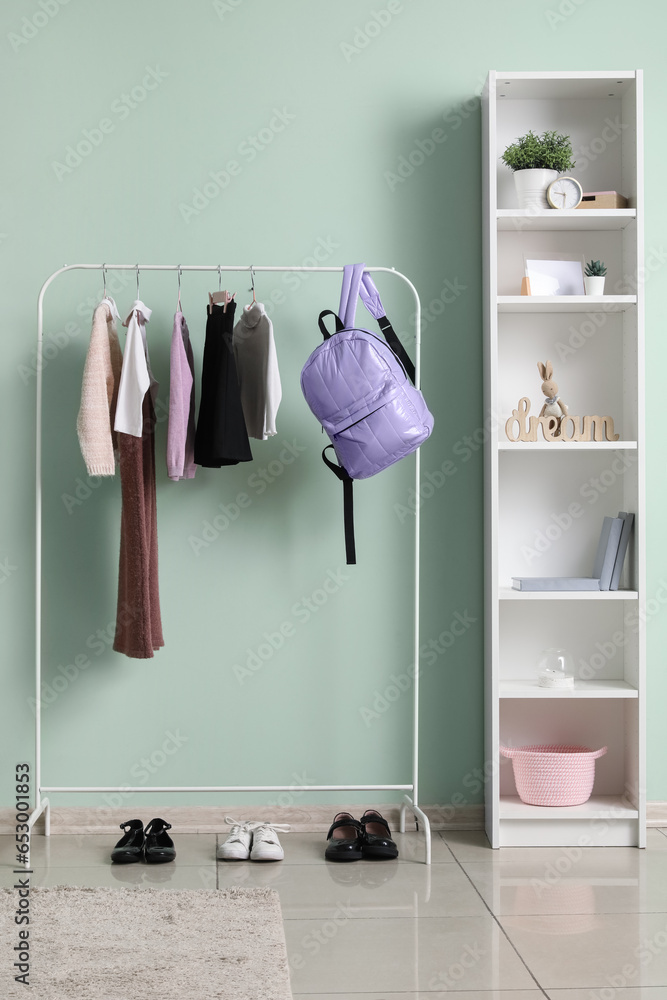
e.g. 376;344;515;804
318;310;345;341
322;446;356;565
377;315;416;385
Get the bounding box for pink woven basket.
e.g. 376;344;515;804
499;744;607;806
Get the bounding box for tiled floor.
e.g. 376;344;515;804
3;827;667;996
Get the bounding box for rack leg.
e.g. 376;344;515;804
27;797;50;834
399;801;407;834
27;797;50;869
402;794;431;865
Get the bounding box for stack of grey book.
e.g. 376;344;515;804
512;512;634;592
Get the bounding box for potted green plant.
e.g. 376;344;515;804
501;130;576;210
584;259;607;296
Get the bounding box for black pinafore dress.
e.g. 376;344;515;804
194;301;253;467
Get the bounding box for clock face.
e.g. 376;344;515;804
547;176;583;209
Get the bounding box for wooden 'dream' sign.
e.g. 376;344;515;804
505;397;620;443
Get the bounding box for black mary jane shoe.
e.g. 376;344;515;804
144;818;176;864
325;812;363;862
111;819;145;864
360;810;399;860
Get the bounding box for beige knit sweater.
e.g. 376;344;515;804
77;303;123;476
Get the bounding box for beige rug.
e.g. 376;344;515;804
2;886;292;999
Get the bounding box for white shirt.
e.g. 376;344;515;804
114;300;156;437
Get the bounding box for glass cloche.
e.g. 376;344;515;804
536;648;575;689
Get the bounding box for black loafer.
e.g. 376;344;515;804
325;812;363;862
360;810;399;860
111;819;145;864
144;818;176;864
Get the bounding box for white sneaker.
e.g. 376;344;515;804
217;817;253;861
249;822;290;862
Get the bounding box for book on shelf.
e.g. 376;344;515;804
511;512;634;592
512;577;600;592
593;516;624;591
610;512;634;591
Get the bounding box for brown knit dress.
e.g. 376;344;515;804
113;389;164;658
112;301;164;660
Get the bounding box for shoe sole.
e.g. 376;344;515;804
217;854;250;861
111;855;143;864
325;850;363;862
361;847;398;860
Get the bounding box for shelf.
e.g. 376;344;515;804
499;795;638;820
499;679;638;698
495;72;636;101
497;209;636;231
499;587;639;601
498;441;637;451
498;296;636;313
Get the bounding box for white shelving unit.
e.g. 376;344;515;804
482;71;645;848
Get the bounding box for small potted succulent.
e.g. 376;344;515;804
501;130;576;210
584;259;607;296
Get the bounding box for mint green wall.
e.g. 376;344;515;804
2;0;665;812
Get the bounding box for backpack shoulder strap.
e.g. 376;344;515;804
376;315;416;385
338;263;366;329
322;445;356;565
359;272;416;384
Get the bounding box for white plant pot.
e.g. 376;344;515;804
513;168;559;210
584;275;606;296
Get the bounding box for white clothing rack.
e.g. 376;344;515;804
29;263;432;864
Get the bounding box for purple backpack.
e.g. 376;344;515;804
301;263;434;563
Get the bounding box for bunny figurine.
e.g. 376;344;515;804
537;360;568;435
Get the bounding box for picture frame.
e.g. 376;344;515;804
523;252;586;296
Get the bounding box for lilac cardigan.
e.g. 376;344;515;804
167;312;197;480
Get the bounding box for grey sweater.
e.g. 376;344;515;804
232;302;282;440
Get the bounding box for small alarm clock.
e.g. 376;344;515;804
546;176;583;209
